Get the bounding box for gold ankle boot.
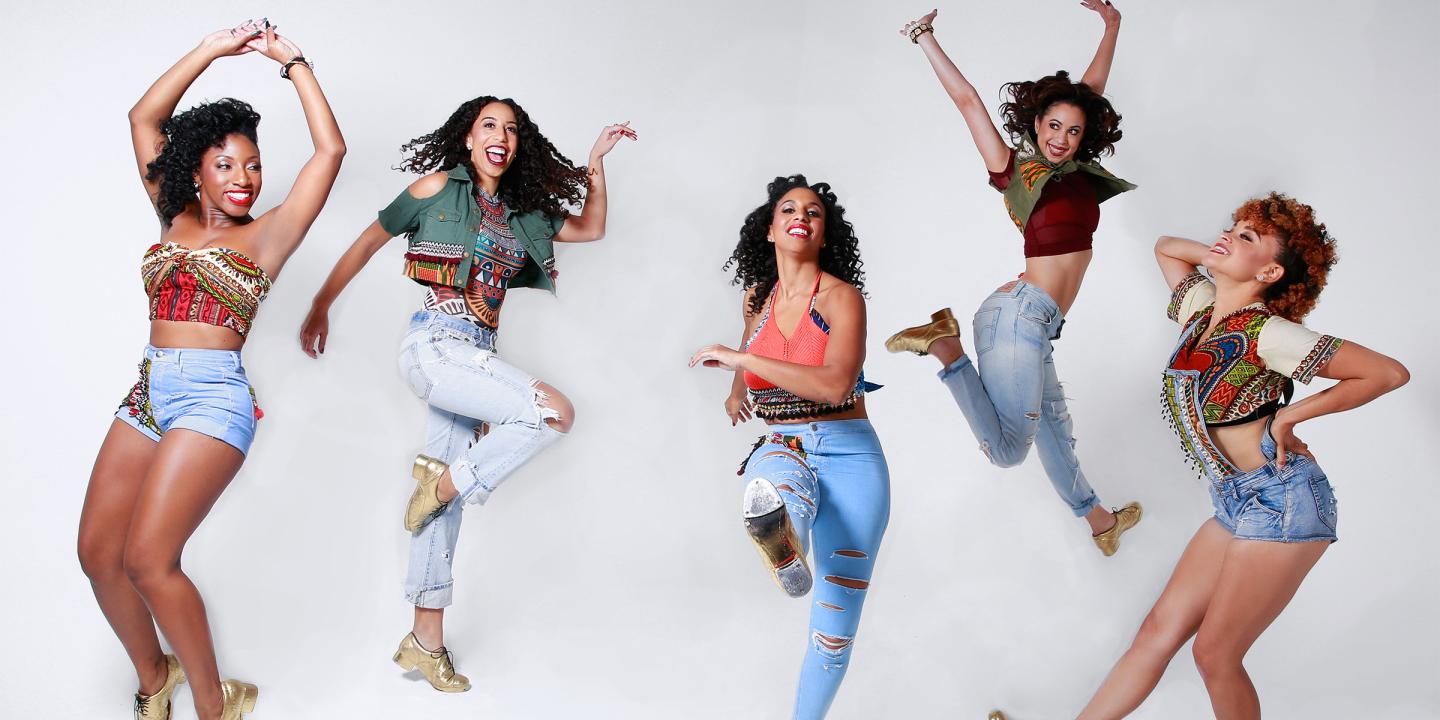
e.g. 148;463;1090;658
884;308;960;355
1093;502;1143;557
218;679;258;720
405;455;452;532
134;654;185;720
393;632;471;692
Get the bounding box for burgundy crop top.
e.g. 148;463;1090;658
989;150;1099;258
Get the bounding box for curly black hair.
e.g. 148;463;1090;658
397;96;586;218
724;175;867;316
999;70;1123;162
144;98;261;225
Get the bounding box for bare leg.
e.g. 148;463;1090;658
77;420;169;694
413;607;446;651
124;429;244;720
1192;539;1327;719
1078;520;1232;719
929;336;965;367
1085;505;1117;536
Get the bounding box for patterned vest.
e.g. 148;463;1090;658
998;133;1136;233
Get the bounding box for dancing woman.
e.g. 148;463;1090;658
79;19;343;720
691;175;888;720
1076;194;1407;718
300;97;633;692
885;4;1141;554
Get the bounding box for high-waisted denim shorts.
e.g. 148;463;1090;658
115;345;260;455
1208;425;1338;543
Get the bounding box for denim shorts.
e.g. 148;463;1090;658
1208;426;1338;543
115;345;260;455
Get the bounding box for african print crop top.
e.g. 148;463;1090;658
1161;272;1343;477
741;276;873;422
142;242;273;336
422;186;527;330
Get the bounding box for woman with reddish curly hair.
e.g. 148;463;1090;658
1074;193;1408;718
885;3;1141;556
300;96;634;692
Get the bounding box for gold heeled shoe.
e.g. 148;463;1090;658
405;455;452;532
742;478;812;598
1093;502;1143;557
884;308;961;355
393;632;471;693
218;679;258;720
134;654;186;720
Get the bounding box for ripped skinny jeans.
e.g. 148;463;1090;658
937;280;1100;517
399;311;563;608
739;419;890;720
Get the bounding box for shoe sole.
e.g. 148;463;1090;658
742;479;812;597
393;649;471;693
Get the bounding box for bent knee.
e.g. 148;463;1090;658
78;533;124;582
1191;632;1243;677
533;382;574;434
1132;610;1193;657
122;546;179;590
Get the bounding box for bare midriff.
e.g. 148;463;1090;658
1021;249;1093;316
1208;415;1273;474
149;321;245;351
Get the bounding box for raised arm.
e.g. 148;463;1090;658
251;26;346;269
554;122;637;243
1154;235;1210;290
298;174;445;357
130;20;266;204
902;10;1010;173
1079;0;1123;94
1271;342;1409;466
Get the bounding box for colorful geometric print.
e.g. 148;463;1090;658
740;284;869;422
737;433;808;476
1170;306;1293;425
119;358;163;436
1018;158;1050;192
142;242;272;336
421;187;527;330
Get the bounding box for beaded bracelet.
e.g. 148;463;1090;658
280;56;312;79
908;22;933;43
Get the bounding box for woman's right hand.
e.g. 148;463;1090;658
725;393;754;426
299;303;330;358
197;19;266;59
900;9;939;39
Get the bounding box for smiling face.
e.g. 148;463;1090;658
768;187;826;256
1202;219;1287;285
194;134;261;216
1033;102;1085;163
466;101;520;184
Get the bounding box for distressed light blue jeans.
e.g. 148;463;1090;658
938;281;1100;516
399;311;563;608
739;419;890;720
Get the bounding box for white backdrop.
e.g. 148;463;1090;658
2;1;1436;718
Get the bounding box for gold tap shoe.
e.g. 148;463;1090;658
134;654;186;720
884;308;961;355
1093;502;1143;557
405;454;452;532
742;478;812;598
218;679;258;720
988;712;1009;720
393;632;471;692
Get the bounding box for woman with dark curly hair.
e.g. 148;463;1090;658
690;175;887;719
299;96;633;692
78;19;343;720
1072;193;1408;717
885;3;1142;555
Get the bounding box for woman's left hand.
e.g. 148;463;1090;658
689;344;745;372
589;122;637;162
1081;0;1121;28
253;24;305;66
1270;410;1314;469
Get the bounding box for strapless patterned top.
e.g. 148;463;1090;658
142;241;273;336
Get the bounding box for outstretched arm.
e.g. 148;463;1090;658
1079;0;1123;94
253;26;346;269
554;122;637;243
903;9;1010;173
130;20;266;204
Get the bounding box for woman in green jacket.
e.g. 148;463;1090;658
300;97;633;691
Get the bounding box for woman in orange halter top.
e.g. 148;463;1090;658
690;175;888;720
78;20;343;720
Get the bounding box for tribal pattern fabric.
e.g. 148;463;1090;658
422;187;527;330
142;242;272;336
118;358;163;436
